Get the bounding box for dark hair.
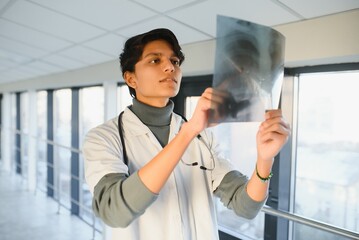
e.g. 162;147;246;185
119;28;185;98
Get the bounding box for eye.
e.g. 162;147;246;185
149;58;160;64
171;58;180;66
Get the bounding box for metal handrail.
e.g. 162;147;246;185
12;128;82;154
262;205;359;239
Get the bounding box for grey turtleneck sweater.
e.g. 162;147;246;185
91;99;266;228
129;98;173;147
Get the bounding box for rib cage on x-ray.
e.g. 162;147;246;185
210;15;285;123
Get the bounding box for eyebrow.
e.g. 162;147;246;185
143;52;179;59
143;52;162;59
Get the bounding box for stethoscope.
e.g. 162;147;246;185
117;110;216;174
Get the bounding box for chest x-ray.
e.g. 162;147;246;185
210;15;285;123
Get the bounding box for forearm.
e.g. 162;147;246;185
138;122;198;193
246;158;274;202
247;109;290;201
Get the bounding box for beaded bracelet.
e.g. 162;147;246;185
256;164;273;182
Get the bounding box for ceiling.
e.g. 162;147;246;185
0;0;358;85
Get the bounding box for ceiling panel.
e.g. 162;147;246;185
2;0;106;42
0;74;19;84
59;45;115;65
0;48;31;64
118;16;211;45
83;33;126;57
0;74;11;84
42;55;86;70
0;35;48;58
0;0;11;11
26;60;64;74
16;64;47;75
133;0;200;13
29;0;158;31
1;68;35;82
0;59;15;71
279;0;359;18
0;19;72;52
169;0;300;37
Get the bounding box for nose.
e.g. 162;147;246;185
163;59;175;72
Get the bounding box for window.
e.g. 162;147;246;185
117;84;132;113
54;89;72;208
20;92;29;178
37;91;47;193
10;93;17;172
79;86;104;224
0;94;2;161
294;71;359;239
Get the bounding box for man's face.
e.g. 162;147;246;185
125;40;182;107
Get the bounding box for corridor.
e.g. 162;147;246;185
0;167;101;240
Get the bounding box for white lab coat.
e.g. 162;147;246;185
83;108;234;240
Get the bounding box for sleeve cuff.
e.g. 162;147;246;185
122;171;158;213
234;183;267;219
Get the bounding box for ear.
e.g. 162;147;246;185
123;71;137;89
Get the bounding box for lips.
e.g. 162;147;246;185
160;77;177;83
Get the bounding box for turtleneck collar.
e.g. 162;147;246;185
130;99;174;127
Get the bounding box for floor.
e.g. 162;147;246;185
0;168;102;240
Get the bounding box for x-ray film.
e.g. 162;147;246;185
210;15;285;123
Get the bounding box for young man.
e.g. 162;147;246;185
83;28;290;240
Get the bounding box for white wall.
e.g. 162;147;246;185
275;9;359;67
0;9;358;93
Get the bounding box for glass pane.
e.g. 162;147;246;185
37;91;47;193
54;89;72;209
117;85;133;113
294;71;359;239
185;96;264;239
20;92;29;178
10;94;17;171
79;86;104;140
294;222;352;240
79;86;104;225
0;96;1;160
